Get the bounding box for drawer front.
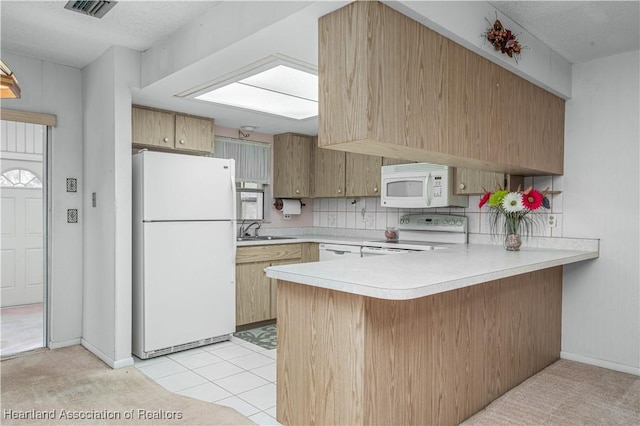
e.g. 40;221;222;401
236;244;302;264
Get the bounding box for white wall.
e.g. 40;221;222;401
81;46;139;368
561;50;640;374
0;51;84;348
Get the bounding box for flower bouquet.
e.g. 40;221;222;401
484;18;523;62
479;186;550;250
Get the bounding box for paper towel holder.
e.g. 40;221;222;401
273;198;305;210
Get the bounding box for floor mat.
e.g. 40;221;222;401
234;324;277;350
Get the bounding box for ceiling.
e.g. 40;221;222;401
1;1;639;136
489;1;640;64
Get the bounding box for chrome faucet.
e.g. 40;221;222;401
239;220;261;237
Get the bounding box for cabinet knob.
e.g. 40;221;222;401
163;137;169;143
337;188;342;194
459;183;466;190
295;189;300;194
373;186;378;193
179;139;185;145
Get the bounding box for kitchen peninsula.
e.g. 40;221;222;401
266;243;599;425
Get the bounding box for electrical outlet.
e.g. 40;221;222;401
548;215;557;228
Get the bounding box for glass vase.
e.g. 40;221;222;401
503;215;522;251
504;234;522;251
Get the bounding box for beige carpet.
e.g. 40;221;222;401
462;359;640;425
0;345;255;425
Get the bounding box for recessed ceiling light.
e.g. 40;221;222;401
195;65;318;120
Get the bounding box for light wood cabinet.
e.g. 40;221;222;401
236;243;307;326
301;242;319;263
318;1;565;176
312;139;383;198
455;168;505;195
312;138;346;197
132;107;175;148
346;153;381;197
132;105;214;154
273;133;313;198
236;261;272;325
455;168;525;195
175;114;214;152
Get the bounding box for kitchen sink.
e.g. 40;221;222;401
237;236;297;242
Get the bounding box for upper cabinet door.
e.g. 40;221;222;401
273;133;313;198
447;46;499;164
454;168;505;195
346;153;381;197
175;114;214;153
313;142;346;198
132;107;175;148
132;106;215;155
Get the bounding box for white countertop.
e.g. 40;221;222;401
264;243;599;300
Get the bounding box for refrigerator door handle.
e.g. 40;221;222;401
230;161;237;224
229;160;237;260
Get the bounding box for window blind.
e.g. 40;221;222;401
213;136;271;184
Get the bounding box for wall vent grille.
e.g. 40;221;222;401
64;1;117;19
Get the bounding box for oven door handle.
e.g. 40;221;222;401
325;249;348;255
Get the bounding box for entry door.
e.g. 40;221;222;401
1;185;44;307
1;120;45;308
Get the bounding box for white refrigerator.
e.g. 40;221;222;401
132;151;236;359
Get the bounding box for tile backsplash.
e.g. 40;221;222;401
312;176;564;238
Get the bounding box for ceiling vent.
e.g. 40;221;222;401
64;1;117;19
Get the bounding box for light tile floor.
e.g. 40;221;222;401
134;336;281;425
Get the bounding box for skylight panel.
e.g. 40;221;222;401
195;65;318;120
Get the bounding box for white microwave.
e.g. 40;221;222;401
380;163;468;208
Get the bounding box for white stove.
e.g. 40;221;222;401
361;214;467;256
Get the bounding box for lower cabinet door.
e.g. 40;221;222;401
236;261;272;326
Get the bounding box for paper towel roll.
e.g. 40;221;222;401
281;199;301;215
